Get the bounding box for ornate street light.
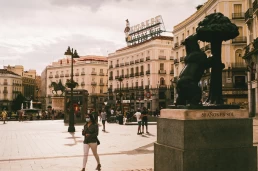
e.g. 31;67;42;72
117;77;123;124
64;46;80;132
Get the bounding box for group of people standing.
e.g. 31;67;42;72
133;107;149;135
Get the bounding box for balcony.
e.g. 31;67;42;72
3;90;8;94
99;82;104;86
120;63;124;66
159;70;166;74
115;76;120;79
109;65;113;69
174;42;179;49
170;70;174;75
232;12;245;19
180;56;185;62
109;76;113;80
232;36;247;44
130;73;134;77
140;71;144;76
115;64;119;68
146;56;150;61
124;74;129;78
91;82;97;86
243;37;258;59
81;82;85;86
146;70;150;75
245;8;253;23
75;73;79;76
140;58;144;62
130;61;134;65
135;59;139;63
125;62;129;66
3;82;8;85
99;72;104;76
135;72;139;76
49;75;53;78
170;56;174;60
60;74;64;77
145;85;149;89
65;74;69;77
159;56;166;60
81;72;85;76
231;62;246;69
91;72;97;75
55;74;59;78
253;0;258;13
120;75;124;78
174;59;179;64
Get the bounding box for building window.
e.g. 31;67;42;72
141;65;144;72
100;69;103;73
100;87;103;94
160;63;164;70
147;64;150;70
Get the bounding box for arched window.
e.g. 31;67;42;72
160;77;165;85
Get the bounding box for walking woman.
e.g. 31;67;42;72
81;114;101;171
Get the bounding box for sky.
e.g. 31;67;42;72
0;0;207;75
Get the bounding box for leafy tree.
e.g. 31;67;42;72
12;93;25;111
196;12;239;105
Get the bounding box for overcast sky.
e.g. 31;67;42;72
0;0;206;75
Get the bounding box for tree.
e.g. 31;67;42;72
196;12;239;105
12;93;25;111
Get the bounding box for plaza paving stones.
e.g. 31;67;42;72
0;120;156;171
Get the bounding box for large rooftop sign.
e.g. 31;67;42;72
124;15;165;46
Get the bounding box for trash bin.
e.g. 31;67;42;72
118;114;123;125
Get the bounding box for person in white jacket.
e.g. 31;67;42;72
133;108;142;135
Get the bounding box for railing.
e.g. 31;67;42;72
124;74;129;78
174;59;179;64
81;72;85;75
145;85;149;89
125;62;129;66
245;8;253;22
3;82;8;85
232;36;247;43
180;56;185;62
130;61;134;64
120;63;124;66
232;12;245;19
170;56;174;60
159;70;166;74
135;72;139;76
99;72;104;76
109;65;113;69
81;82;85;86
170;70;174;74
140;71;144;76
65;74;69;77
115;64;119;68
55;75;59;78
146;70;150;75
120;75;124;78
174;42;179;48
60;74;64;77
3;90;8;94
75;73;79;76
159;56;166;60
91;72;97;75
135;59;139;63
109;76;113;80
146;56;150;61
91;82;97;86
230;62;246;68
99;82;104;86
140;58;144;62
49;75;53;78
130;73;134;77
115;76;120;79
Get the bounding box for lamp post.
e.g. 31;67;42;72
118;77;123;124
64;46;80;132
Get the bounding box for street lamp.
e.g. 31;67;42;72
64;46;80;132
117;77;123;124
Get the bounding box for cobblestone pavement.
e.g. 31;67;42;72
0;120;156;171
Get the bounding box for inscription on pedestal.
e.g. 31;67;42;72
201;112;234;118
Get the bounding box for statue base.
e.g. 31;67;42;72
154;109;257;171
51;96;65;111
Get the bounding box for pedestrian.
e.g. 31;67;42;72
133;108;142;135
18;110;23;122
81;114;101;171
141;107;149;134
2;109;7;124
101;109;107;131
51;109;55;120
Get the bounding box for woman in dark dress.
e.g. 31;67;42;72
81;114;101;171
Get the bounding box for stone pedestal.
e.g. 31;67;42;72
154;109;257;171
51;96;65;111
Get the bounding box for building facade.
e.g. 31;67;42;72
108;36;174;113
172;0;248;106
0;69;22;111
41;55;108;111
243;0;258;116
